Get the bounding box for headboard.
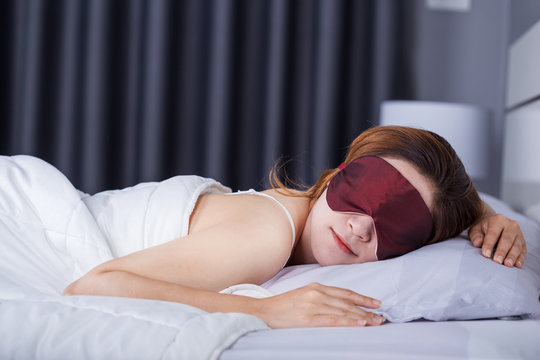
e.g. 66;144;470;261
502;18;540;221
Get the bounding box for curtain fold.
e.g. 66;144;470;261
56;0;82;181
0;0;412;194
311;0;343;175
119;0;144;186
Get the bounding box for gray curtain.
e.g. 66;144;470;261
0;0;413;194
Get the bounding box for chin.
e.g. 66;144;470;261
313;252;329;266
314;253;339;267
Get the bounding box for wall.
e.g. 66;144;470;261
410;0;509;196
502;1;540;213
509;0;540;43
410;0;540;197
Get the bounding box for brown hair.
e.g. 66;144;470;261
269;126;483;244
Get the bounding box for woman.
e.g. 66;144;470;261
63;126;527;329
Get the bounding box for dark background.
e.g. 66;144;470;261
1;0;539;195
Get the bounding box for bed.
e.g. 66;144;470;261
0;153;539;360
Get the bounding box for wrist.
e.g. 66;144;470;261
244;296;267;320
241;296;274;326
215;292;268;319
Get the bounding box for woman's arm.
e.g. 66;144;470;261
468;201;527;268
63;210;385;328
63;268;252;313
64;270;384;328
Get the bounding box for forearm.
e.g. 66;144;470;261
63;270;259;315
63;271;388;329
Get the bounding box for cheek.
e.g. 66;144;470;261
309;203;329;234
308;215;331;260
367;241;379;262
309;216;326;248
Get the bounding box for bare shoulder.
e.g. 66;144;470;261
259;188;310;241
181;191;309;284
191;190;309;242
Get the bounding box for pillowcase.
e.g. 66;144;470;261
261;193;540;323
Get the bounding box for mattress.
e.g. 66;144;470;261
220;316;540;360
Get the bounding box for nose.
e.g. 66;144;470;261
347;214;376;242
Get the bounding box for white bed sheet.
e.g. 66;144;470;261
220;316;540;360
0;155;267;360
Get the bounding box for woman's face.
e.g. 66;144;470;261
304;157;435;266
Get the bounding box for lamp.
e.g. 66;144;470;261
379;100;490;181
501;101;540;215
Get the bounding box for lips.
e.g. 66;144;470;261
332;229;355;255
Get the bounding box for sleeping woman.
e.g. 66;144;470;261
63;126;527;329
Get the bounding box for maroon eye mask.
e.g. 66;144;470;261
326;156;433;260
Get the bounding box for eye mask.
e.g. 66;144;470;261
326;156;433;260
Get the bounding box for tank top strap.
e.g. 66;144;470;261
228;189;296;268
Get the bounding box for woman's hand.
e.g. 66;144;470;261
468;214;527;268
254;282;385;329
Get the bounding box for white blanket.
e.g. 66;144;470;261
0;155;268;360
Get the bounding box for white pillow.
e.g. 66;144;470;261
261;193;540;322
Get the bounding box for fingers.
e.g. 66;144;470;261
502;240;522;267
481;217;504;259
307;304;385;327
306;283;385;326
310;312;385;328
322;296;385;326
500;235;527;268
468;222;486;248
310;282;381;309
485;217;521;266
516;251;526;269
473;215;527;268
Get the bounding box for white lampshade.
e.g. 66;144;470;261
379;100;490;180
501;100;540;213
